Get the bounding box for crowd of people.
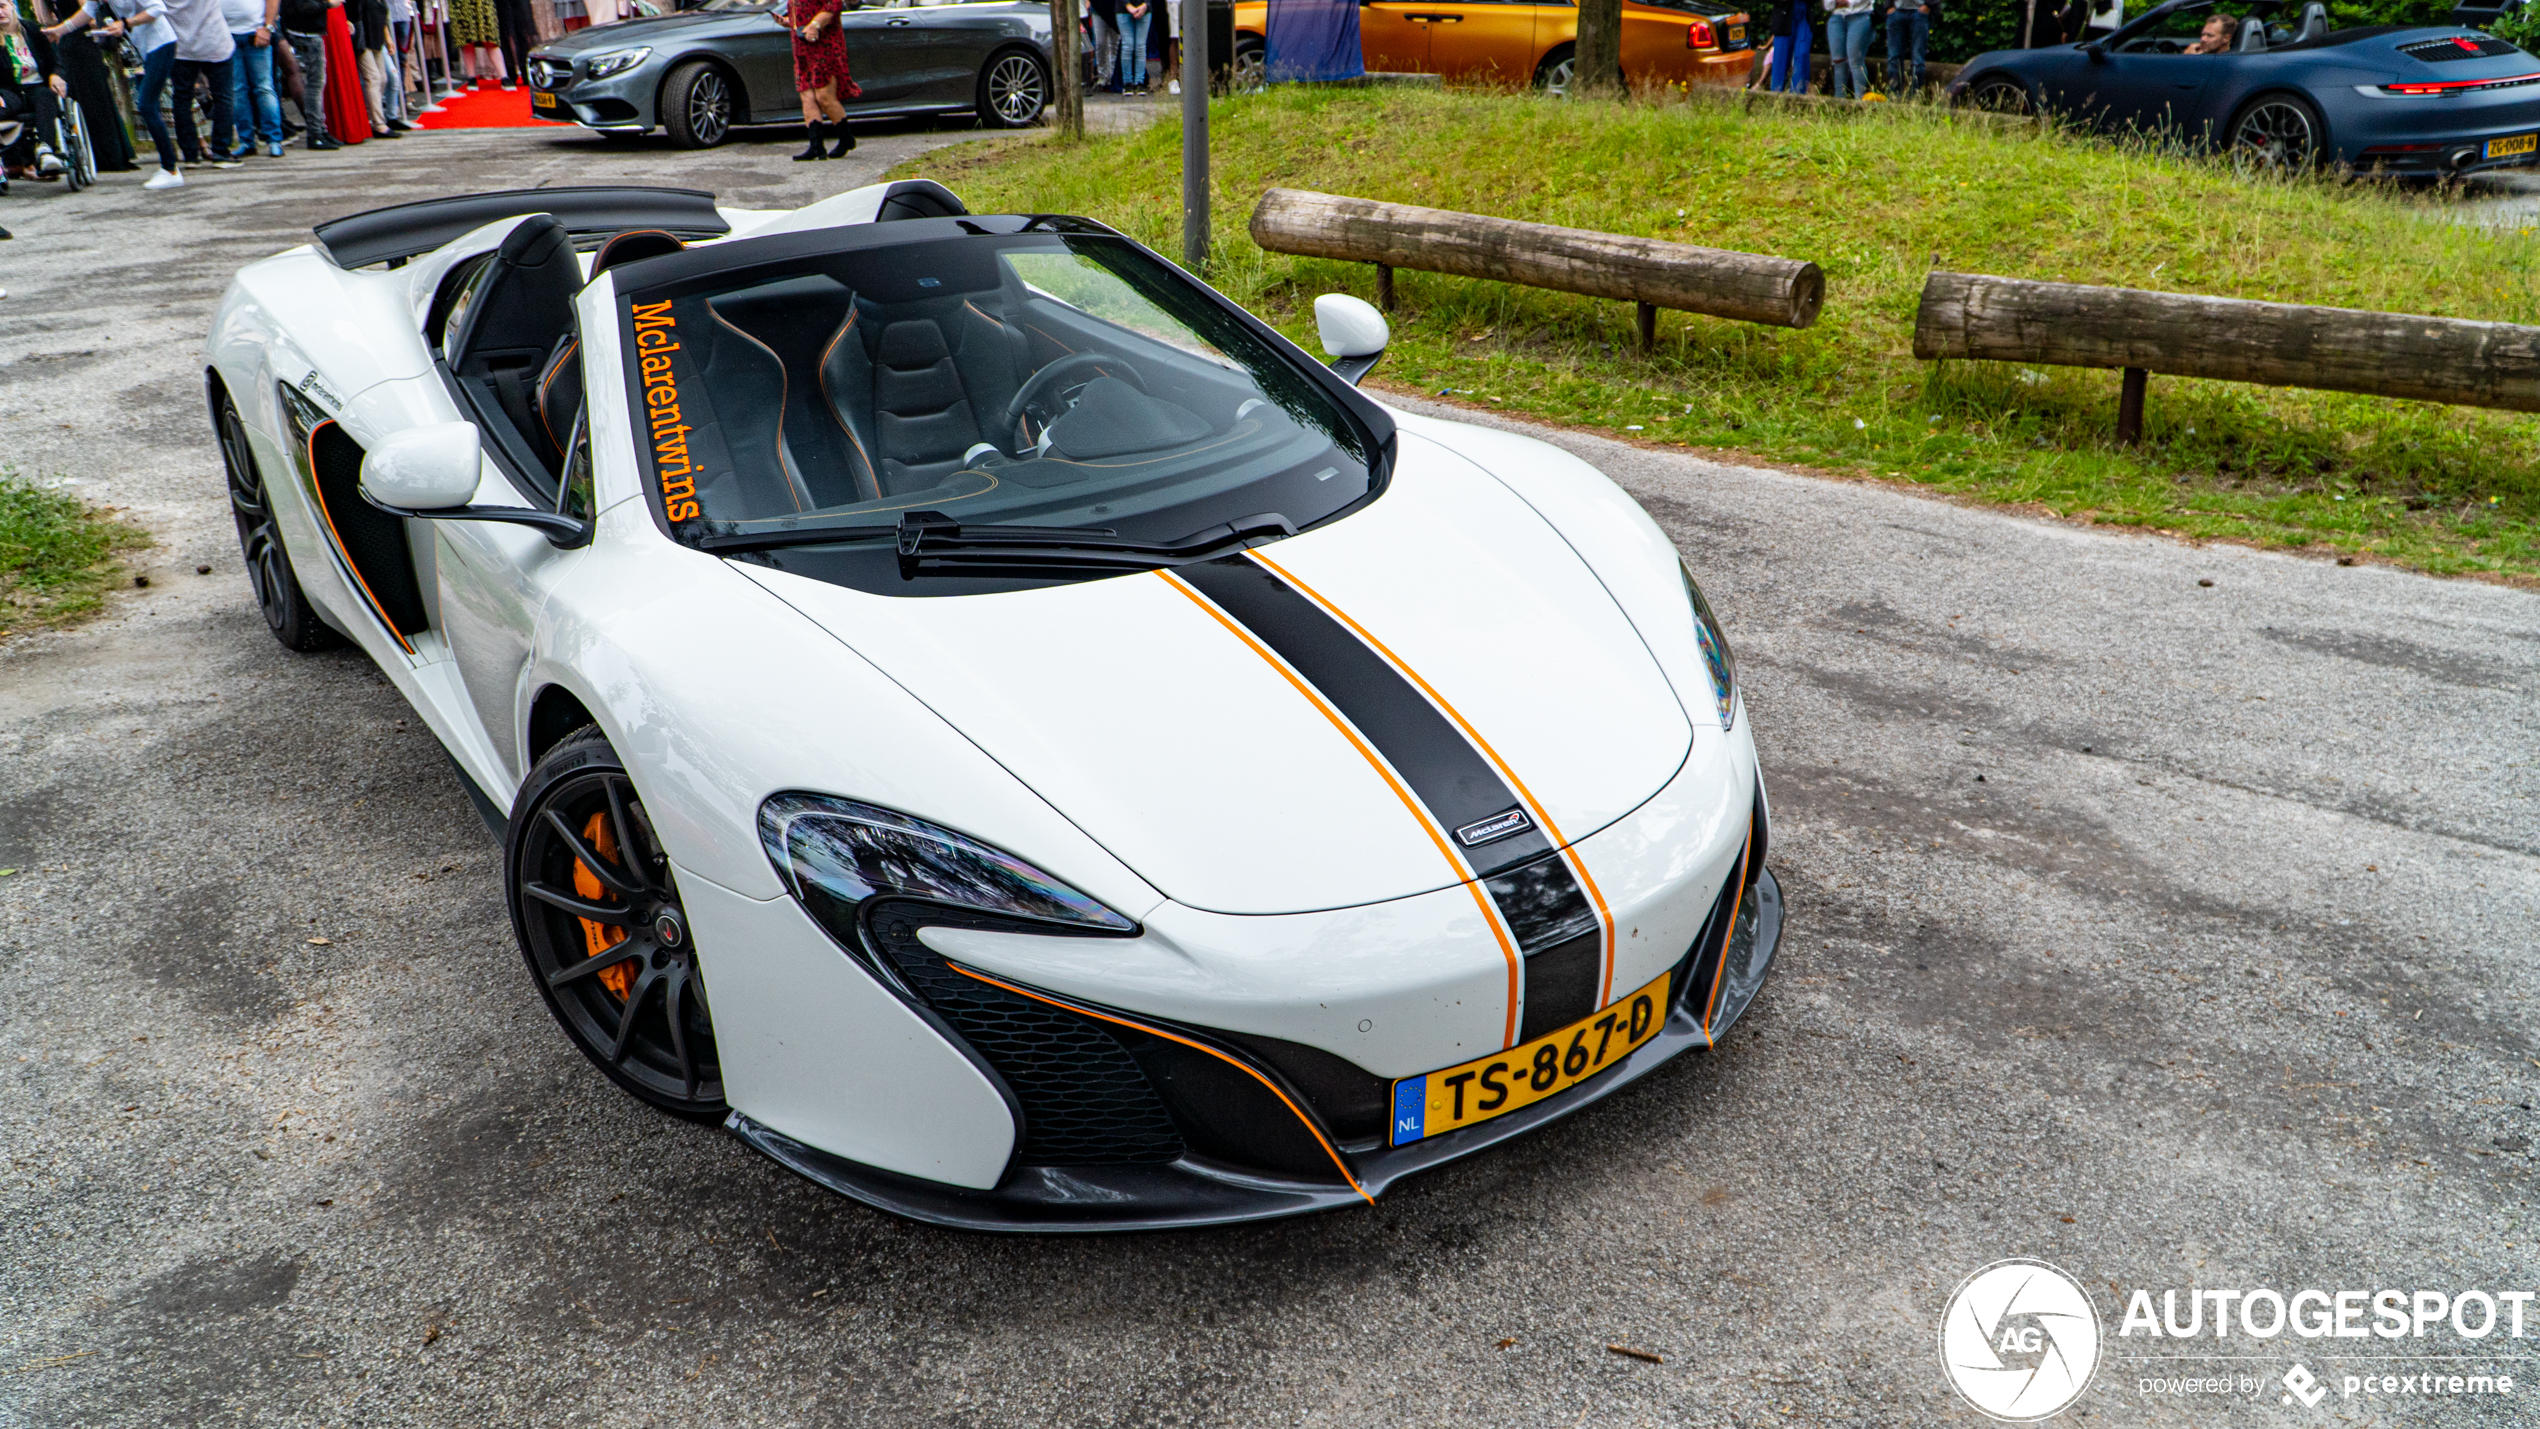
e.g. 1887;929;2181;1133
1743;0;2115;100
0;0;564;199
1083;0;1186;97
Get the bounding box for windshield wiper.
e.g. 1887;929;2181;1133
695;521;896;555
894;509;1295;578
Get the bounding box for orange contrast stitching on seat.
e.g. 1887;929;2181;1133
948;963;1374;1204
536;336;580;456
1246;550;1624;1006
1158;569;1525;1050
816;308;882;502
303;418;415;655
709;304;812;513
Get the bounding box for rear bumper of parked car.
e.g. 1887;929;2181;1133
2343;88;2540;173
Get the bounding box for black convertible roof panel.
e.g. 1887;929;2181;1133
313;186;731;269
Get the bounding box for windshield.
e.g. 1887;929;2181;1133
618;225;1377;590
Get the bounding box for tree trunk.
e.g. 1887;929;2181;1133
1573;0;1624;97
1050;0;1083;138
1250;188;1824;329
1913;271;2540;411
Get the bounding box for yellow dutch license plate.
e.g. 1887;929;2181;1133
1727;24;1746;45
2487;132;2536;161
531;89;561;112
1389;971;1670;1146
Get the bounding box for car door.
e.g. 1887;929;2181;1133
840;0;934;106
433;446;586;787
1421;0;1542;84
1356;0;1431;72
723;9;804;122
907;0;1007;105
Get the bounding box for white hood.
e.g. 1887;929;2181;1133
736;431;1694;915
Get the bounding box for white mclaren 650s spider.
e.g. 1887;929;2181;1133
205;179;1783;1230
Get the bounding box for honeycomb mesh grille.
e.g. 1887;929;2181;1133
869;911;1186;1167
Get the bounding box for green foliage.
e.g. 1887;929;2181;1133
904;87;2540;579
0;469;153;635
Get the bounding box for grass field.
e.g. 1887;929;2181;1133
903;87;2540;580
0;470;153;638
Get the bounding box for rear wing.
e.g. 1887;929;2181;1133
313;186;733;270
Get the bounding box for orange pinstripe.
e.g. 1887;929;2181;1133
1157;569;1526;1049
950;963;1374;1204
1246;550;1623;1005
303;420;415;656
1701;830;1754;1041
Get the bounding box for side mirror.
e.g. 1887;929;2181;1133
363;421;484;510
1313;293;1389;385
360;420;591;547
2084;40;2107;60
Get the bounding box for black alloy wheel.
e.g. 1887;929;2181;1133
1231;38;1266;94
978;48;1048;128
662;60;735;149
2228;94;2324;177
1967;76;2033;116
506;726;725;1119
215;386;340;652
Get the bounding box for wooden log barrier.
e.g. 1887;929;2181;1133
1249;188;1825;340
1915;271;2540;440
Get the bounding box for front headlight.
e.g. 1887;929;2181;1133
582;46;651;79
758;794;1135;956
1682;562;1737;730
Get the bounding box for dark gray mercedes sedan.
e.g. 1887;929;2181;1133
526;0;1052;147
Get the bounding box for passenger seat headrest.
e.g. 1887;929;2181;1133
592;228;688;277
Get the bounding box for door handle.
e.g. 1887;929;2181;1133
886;17;912;24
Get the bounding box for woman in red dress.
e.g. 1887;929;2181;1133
789;0;859;160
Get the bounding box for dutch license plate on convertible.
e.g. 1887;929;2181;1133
2488;132;2537;161
531;89;561;113
1389;971;1670;1146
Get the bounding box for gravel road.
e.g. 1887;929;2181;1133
2;117;2535;1429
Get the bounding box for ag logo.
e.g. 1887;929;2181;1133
1939;1259;2102;1421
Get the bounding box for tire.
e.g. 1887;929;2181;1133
1965;75;2032;116
2227;92;2325;177
60;104;95;192
215;384;341;653
1232;37;1265;94
660;60;736;149
505;725;726;1120
976;46;1048;127
1534;43;1575;95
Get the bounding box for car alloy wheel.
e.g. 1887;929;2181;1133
982;50;1046;127
215;387;338;652
1540;51;1576;97
1232;41;1266;94
2230;96;2321;177
686;69;731;146
1968;76;2031;116
508;728;724;1117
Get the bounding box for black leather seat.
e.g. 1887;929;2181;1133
443;215;581;481
820;298;1028;495
535;336;582;458
591;227;686;278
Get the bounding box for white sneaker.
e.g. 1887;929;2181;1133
142;167;185;190
35;146;65;176
1168;79;1180;94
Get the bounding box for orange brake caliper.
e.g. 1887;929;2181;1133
574;811;637;1000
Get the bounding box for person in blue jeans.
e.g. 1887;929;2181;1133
1825;0;1872;98
1885;0;1932;94
50;0;190;185
1767;0;1811;92
1117;0;1149;92
224;0;283;156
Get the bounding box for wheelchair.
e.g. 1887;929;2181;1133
0;82;95;194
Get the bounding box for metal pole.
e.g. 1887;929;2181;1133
1180;0;1207;272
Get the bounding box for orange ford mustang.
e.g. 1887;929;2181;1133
1230;0;1755;93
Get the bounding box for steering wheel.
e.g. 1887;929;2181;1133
1003;353;1145;448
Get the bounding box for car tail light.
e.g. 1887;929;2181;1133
1687;17;1716;48
2382;71;2540;95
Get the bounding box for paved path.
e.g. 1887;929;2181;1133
2;118;2535;1428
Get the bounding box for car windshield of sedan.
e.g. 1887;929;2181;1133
615;225;1377;573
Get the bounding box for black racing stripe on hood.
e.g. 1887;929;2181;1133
1175;557;1555;877
1489;853;1603;1040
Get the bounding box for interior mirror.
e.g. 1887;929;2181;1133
362;422;484;511
1314;293;1389;385
360;420;591;547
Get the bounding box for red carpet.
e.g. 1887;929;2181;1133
413;82;571;130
